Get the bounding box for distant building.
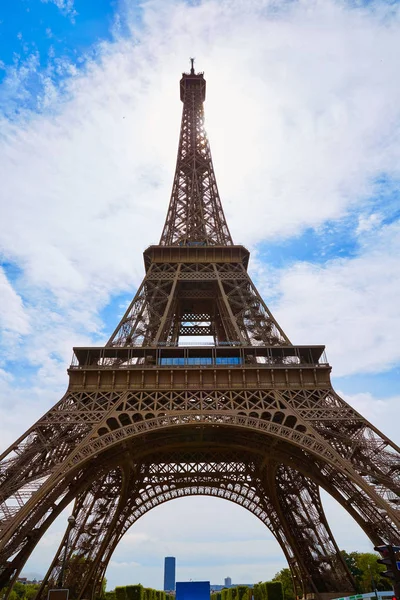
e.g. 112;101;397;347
211;582;253;591
17;578;41;584
164;556;176;591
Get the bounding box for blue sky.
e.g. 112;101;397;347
0;1;119;78
0;0;114;65
1;0;400;591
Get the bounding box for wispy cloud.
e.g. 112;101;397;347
109;560;141;569
254;220;400;376
40;0;77;21
0;267;30;337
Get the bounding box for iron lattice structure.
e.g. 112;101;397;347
0;63;399;600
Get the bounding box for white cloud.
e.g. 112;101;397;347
0;267;30;336
2;0;400;301
40;0;77;20
109;561;141;569
356;212;383;235
262;221;400;376
0;369;65;452
340;390;400;444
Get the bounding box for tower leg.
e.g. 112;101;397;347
0;466;96;594
265;464;356;596
35;467;125;600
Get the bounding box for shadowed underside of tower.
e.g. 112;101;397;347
0;63;399;600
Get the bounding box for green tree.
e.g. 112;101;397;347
11;583;27;600
272;569;295;600
24;585;40;600
341;551;392;593
341;551;363;583
357;552;392;593
0;583;41;600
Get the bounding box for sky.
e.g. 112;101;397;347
0;0;400;591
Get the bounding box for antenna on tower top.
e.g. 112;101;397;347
190;57;195;74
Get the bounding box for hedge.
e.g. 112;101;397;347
266;582;283;600
115;582;281;600
113;586;169;600
126;585;144;600
115;587;128;600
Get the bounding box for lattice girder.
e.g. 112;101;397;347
0;462;104;589
34;451;355;600
269;464;354;593
106;255;290;347
160;69;232;246
35;467;126;599
0;384;399;595
1;382;399;557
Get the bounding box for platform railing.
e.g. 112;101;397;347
70;345;328;370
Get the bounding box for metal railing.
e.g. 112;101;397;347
70;345;328;370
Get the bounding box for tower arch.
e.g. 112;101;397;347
35;447;356;600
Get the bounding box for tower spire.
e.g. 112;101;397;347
160;63;233;246
106;66;289;348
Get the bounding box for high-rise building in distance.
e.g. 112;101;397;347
164;556;176;591
224;577;232;588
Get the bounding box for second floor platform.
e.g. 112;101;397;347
71;344;328;370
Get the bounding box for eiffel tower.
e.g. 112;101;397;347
1;61;399;600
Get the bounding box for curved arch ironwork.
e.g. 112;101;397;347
36;445;357;600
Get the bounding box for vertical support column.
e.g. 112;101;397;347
153;264;181;344
265;463;356;596
36;468;125;600
213;264;246;343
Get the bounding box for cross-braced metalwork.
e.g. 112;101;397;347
160;61;232;247
0;63;399;600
